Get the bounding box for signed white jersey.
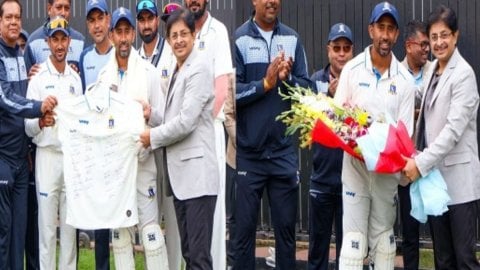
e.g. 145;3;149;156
56;89;144;229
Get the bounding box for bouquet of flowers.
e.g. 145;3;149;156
276;84;371;159
277;84;414;172
277;84;450;221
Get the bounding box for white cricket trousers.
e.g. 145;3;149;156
35;148;76;270
212;119;226;270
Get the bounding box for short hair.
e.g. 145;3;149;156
0;0;22;17
165;8;195;39
48;0;70;5
427;5;458;35
404;20;427;41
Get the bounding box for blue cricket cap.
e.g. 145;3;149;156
86;0;108;16
370;1;400;27
136;0;158;18
111;7;135;30
328;23;353;43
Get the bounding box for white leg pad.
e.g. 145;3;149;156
339;232;367;270
112;228;135;270
142;223;169;270
373;230;396;270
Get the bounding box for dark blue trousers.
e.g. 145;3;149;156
308;190;342;270
232;156;299;270
95;229;110;270
225;164;236;266
0;158;29;270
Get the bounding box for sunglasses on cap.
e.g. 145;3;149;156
47;17;69;30
163;2;181;15
136;0;156;12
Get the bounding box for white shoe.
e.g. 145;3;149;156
265;247;276;268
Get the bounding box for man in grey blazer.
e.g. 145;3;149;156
402;5;480;269
140;9;218;269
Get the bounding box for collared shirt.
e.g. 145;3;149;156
401;58;432;109
24;57;83;151
335;45;415;136
56;91;143;229
138;36;174;98
24;24;85;71
79;45;114;91
195;12;233;121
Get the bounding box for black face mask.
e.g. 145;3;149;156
140;30;158;44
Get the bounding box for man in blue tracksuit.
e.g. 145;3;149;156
309;23;354;270
232;0;311;269
0;1;57;269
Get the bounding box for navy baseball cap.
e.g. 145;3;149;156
86;0;108;16
20;29;29;40
111;7;135;29
46;16;70;37
370;1;400;26
328;23;353;43
136;0;158;18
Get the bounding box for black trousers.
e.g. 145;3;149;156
25;180;39;270
308;190;342;270
429;200;480;270
174;195;217;270
398;184;420;270
94;229;110;270
225;164;236;266
0;158;29;270
231;157;299;270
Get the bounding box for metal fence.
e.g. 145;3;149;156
21;0;480;242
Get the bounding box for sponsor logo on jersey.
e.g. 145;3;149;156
345;191;356;197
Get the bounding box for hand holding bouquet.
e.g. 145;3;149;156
276;84;371;159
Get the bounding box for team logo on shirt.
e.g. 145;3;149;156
69;84;75;95
198;40;205;50
161;68;168;79
148;186;155;198
389;82;397;95
126;210;132;217
277;44;284;52
108;116;114;129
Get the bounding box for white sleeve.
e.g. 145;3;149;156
213;23;233;78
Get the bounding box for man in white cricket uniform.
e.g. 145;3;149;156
95;7;168;270
24;16;82;270
185;1;233;268
333;2;415;269
136;2;181;269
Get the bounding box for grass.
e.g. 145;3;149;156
77;248;145;270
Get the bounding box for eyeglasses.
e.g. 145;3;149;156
47;17;69;30
136;0;156;14
408;40;430;50
429;31;453;42
169;31;191;41
329;44;352;53
163;2;181;15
